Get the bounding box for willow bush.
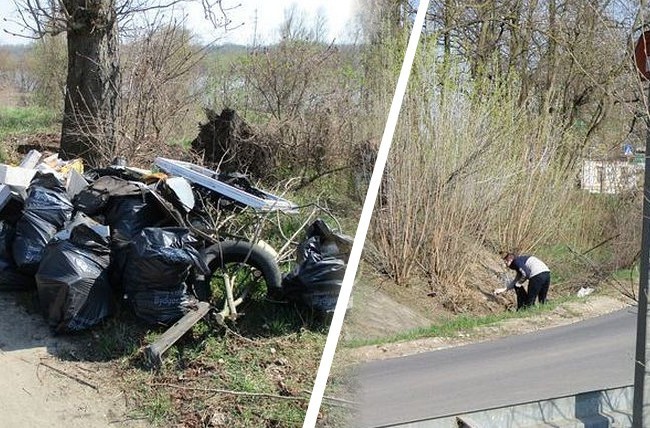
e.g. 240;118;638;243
367;35;640;311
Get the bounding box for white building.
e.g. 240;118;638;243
581;159;644;194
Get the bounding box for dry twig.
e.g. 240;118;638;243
39;361;99;391
148;382;305;402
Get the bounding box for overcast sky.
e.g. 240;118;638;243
0;0;359;45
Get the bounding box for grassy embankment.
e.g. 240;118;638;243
0;106;59;161
343;295;580;349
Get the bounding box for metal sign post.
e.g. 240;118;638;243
633;30;650;427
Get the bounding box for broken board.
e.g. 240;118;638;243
144;301;211;368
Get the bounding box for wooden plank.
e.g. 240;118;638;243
144;301;211;368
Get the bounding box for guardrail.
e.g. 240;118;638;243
382;385;633;428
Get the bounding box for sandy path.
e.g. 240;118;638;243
0;293;146;428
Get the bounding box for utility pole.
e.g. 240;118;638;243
633;29;650;427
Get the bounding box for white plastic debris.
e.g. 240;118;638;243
577;287;594;298
18;149;42;169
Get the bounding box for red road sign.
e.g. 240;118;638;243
635;31;650;80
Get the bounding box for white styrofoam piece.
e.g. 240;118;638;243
0;164;37;190
66;168;89;199
165;176;195;212
154;157;298;213
18;149;42;169
42;153;59;164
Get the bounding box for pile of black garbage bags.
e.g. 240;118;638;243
0;166;352;334
281;219;353;313
0;171;208;333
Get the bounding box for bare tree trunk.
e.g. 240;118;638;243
60;0;118;167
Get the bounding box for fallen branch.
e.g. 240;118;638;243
582;234;620;256
39;361;98;391
147;382;306;402
300;389;357;407
296;165;353;190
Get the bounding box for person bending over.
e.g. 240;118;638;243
494;252;550;310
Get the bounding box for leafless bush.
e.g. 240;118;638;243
202;11;369;187
367;41;584;310
0;45;41;106
115;18;205;166
30;34;67;109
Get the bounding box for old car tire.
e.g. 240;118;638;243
200;239;282;302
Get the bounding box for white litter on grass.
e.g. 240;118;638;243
577;287;594;297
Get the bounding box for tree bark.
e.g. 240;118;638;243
60;0;118;167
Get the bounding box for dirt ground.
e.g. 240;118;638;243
0;292;147;428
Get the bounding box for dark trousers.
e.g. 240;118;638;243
526;271;551;307
515;286;528;310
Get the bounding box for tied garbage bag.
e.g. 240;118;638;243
0;220;34;290
128;287;198;326
74;176;172;290
122;227;208;293
73;175;144;217
36;221;112;333
123;227;207;325
105;195;161;243
13;173;73;274
281;219;352;312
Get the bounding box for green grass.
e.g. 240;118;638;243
79;300;329;427
613;265;639;282
0;106;58;139
138;390;174;424
343;295;578;349
129;325;325;427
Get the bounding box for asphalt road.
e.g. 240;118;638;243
354;307;638;427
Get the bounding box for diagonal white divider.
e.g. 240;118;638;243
302;1;431;426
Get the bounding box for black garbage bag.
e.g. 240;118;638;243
74;176;175;290
73;175;145;216
35;220;112;333
105;195;164;243
0;221;14;272
281;219;353;312
128;287;198;326
122;227;207;325
75;176;179;241
12;173;73;274
0;220;34;290
0;195;24;225
122;227;208;293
